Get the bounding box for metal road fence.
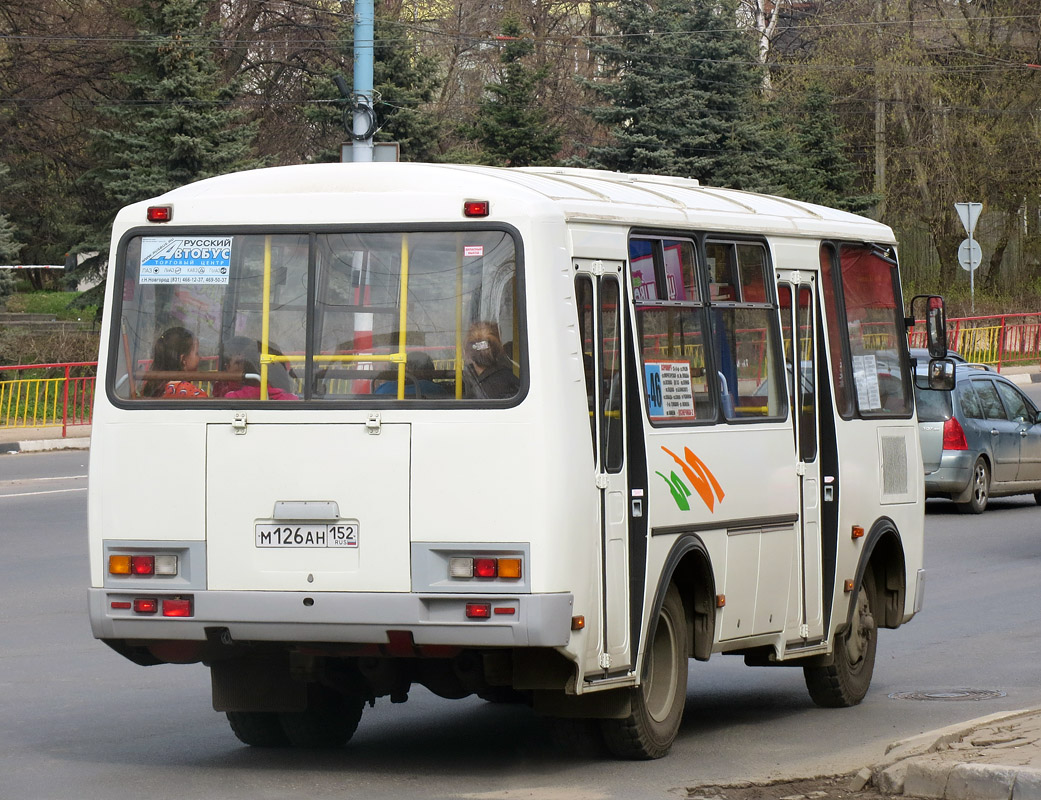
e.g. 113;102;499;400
0;361;96;437
2;312;1039;435
909;312;1041;370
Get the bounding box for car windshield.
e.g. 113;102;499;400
914;385;952;422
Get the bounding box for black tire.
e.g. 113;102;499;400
1033;491;1041;506
600;584;688;760
226;711;290;748
955;457;990;514
804;569;878;708
278;685;364;749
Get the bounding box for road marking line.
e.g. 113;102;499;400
0;487;88;498
0;474;88;487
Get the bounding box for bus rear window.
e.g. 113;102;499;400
112;230;523;404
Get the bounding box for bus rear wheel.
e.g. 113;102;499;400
278;684;364;748
804;569;878;708
226;711;290;747
601;584;688;760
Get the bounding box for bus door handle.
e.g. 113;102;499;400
823;476;835;502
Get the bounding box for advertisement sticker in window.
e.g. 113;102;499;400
140;236;233;285
645;360;696;419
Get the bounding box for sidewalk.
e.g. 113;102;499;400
0;424;91;454
866;707;1041;799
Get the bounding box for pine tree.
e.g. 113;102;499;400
781;83;876;213
0;164;26;304
74;0;263;284
472;19;560;167
583;0;784;191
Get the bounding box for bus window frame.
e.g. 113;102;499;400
819;241;913;421
702;235;787;425
629;231;717;428
106;221;529;410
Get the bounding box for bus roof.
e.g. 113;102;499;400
121;163;896;243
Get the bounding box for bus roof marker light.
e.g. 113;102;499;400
463;200;489;218
146;205;172;222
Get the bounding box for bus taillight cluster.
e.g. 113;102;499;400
448;556;522;580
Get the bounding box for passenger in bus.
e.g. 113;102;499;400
143;326;208;398
214;336;298;400
462;321;520;399
372;351;449;398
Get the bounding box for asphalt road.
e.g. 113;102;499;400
1;449;1039;800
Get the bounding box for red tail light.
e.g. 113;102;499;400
942;416;968;450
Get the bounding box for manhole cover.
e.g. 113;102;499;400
889;689;1007;701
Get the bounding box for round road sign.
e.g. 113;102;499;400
958;238;982;272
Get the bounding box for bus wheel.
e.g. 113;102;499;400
278;685;364;748
804;569;878;708
601;584;688;760
956;458;990;514
226;711;290;747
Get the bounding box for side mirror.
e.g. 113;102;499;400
915;358;955;391
911;295;948;359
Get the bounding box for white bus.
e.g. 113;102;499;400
88;164;948;759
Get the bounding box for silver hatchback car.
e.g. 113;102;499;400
916;363;1041;513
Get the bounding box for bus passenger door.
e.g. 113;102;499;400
779;276;825;643
576;263;632;674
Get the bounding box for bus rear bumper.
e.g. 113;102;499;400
88;588;574;648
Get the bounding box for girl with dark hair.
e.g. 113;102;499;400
143;326;208;398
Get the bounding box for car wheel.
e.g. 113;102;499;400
278;684;364;748
956;457;990;514
226;711;290;747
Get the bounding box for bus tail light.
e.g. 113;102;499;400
474;558;497;578
109;552;179;577
448;556;522;580
133;598;158;614
942;416;968;450
465;603;491;619
162;598;193;617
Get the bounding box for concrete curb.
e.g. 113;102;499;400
1004;372;1041;386
0;437;91;454
872;708;1041;799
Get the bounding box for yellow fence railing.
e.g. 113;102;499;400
0;362;97;436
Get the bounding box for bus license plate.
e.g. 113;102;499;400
255;523;359;549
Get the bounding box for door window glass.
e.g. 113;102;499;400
995;381;1033;423
957;380;984;419
601;278;624;473
576;276;596;457
973;380;1006;420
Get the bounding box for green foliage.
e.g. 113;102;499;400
0;327;100;368
0;165;26;270
471;19;560;167
74;0;264;280
582;0;784;191
775;83;877;213
3;291;97;321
